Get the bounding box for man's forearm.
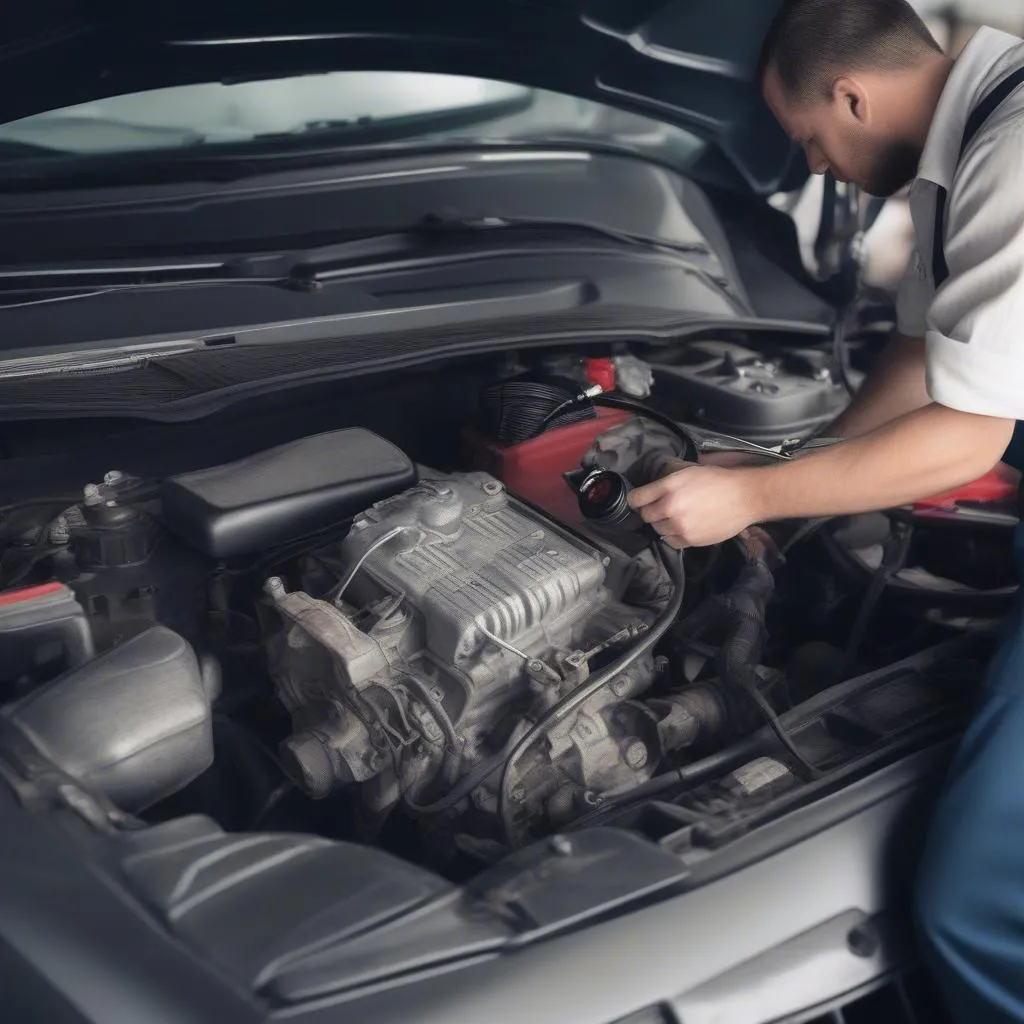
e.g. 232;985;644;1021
828;331;929;439
745;402;1014;522
703;331;929;469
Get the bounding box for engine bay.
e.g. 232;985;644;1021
0;340;1013;876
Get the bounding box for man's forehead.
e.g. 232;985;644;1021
762;67;804;138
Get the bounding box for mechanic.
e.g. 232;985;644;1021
627;1;1024;1020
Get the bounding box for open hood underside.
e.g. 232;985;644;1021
5;0;801;194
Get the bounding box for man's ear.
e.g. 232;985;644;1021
833;76;870;125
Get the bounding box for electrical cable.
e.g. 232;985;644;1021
831;303;859;396
496;541;685;845
536;389;701;462
403;729;523;816
396;672;464;785
733;671;820;779
841;520;913;676
582;394;701;462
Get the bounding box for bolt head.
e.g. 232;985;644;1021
624;740;648;770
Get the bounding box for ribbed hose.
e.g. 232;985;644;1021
677;558;821;779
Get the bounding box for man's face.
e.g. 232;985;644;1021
763;66;921;197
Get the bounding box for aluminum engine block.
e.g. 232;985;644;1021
264;472;689;834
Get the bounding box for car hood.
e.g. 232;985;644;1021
6;0;801;195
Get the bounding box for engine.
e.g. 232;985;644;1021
262;471;724;841
0;351;1008;869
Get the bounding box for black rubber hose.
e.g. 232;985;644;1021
497;541;686;845
567;738;763;826
403;731;521;816
539;392;701;463
678;558;821;779
841;520;913;676
396;672;464;785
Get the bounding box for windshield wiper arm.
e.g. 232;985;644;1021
415;213;710;255
285;213;714;287
0;261;297;309
0;215;718;309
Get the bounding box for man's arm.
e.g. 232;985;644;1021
629;403;1013;548
828;331;929;438
700;329;927;468
748;402;1012;519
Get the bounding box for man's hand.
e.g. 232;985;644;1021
628;464;760;548
628;403;1013;549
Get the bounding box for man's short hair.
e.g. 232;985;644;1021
758;0;942;104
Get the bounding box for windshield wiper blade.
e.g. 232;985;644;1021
0;261;297;309
0;215;719;309
285;213;715;288
415;213;711;255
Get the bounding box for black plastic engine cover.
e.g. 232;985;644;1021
3;626;212;812
650;340;849;444
161;428;416;560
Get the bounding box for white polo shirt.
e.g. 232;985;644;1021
896;26;1024;420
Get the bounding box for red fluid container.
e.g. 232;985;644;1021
914;464;1020;511
462;407;632;525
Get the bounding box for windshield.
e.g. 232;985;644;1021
0;71;706;168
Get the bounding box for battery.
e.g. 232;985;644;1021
462;407;631;525
0;582;94;698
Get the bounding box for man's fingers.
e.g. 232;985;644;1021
637;495;675;524
659;533;687;550
629;464;696;510
649;516;687;547
627;475;674;509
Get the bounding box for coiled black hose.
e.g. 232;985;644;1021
478;375;595;444
497;541;686;845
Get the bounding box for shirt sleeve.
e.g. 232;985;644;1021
895;245;930;338
926;123;1024;419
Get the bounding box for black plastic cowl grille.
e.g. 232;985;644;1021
784;967;953;1024
0;304;697;419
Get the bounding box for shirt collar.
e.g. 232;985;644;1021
917;27;1024;189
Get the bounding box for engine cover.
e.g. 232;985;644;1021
262;472;711;842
